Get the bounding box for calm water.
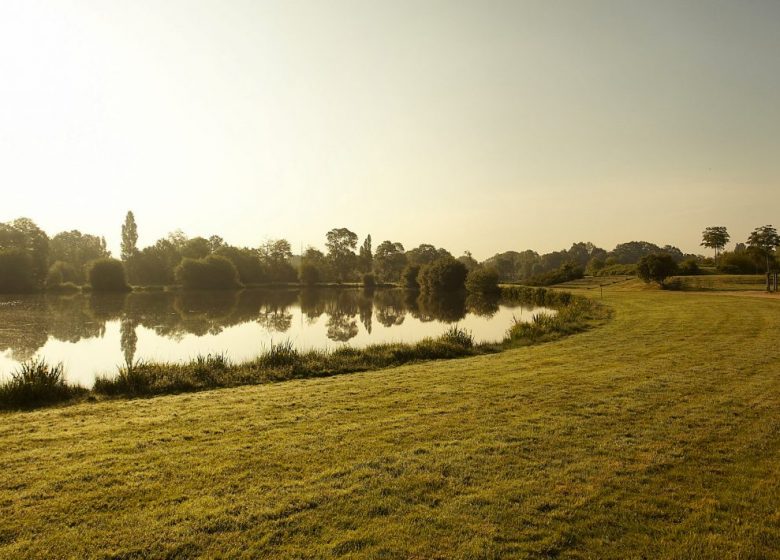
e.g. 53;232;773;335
0;288;552;387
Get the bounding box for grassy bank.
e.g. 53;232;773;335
0;287;608;409
1;284;778;558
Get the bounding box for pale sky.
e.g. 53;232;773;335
1;0;779;259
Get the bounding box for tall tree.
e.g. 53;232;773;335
747;225;780;273
325;228;358;282
358;234;373;274
701;226;730;264
121;211;139;261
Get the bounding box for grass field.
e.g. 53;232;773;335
1;282;779;559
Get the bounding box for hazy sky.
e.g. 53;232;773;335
1;0;779;259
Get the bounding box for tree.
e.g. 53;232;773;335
259;239;296;282
458;251;480;273
465;267;500;294
418;258;468;293
636;253;679;287
374;241;407;282
358;235;373;274
175;255;242;290
325;228;358;282
747;225;780;273
701;226;730;264
121;211;139;261
0;249;35;293
88;258;131;292
1;218;50;290
50;230;110;283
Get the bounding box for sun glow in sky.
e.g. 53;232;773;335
2;0;779;259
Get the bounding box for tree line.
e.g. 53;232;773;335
2;212;778;294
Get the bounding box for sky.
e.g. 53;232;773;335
1;0;779;260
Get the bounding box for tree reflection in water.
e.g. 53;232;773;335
0;288;531;363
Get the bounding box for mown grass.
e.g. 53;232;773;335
2;288;607;407
0;283;778;558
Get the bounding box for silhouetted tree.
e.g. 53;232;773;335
326;228;358;282
700;226;730;264
259;239;296;282
418;258;468;293
175;255;242;290
0;249;35;293
121;211;139;261
88;258;131;292
50;230;110;283
747;225;780;273
358;234;373;273
374;241;407;283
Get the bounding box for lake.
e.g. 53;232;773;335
0;288;553;387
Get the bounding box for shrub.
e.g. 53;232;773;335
465;267;500;294
88;258;131;292
0;359;85;409
418;258;468;293
362;273;376;289
677;259;700;276
439;326;474;348
175;255;242;290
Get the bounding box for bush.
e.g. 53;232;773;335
175;255;242;290
418;258;468;293
677;259;700;276
362;273;376;289
718;252;760;274
0;359;85;409
465;267;500;294
88;258;131;292
526;263;584;286
637;253;679;286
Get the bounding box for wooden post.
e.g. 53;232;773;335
767;272;772;292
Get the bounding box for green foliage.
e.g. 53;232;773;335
465;267;500;293
0;218;49;290
592;263;637;276
636;253;679;286
526;262;584;286
401;265;421;290
49;230;110;283
175;255;242;290
259;239;297;283
120;211;139;261
358;235;373;274
88;258;131;292
214;246;266;284
701;226;730;261
374;241;407;282
0;359;85;409
298;263;320;286
406;244;453;266
326;228;358;282
718;251;762;274
0;248;36;293
418;258;468;293
677;259;700;276
747;224;780;272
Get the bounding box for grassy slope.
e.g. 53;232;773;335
2;284;779;559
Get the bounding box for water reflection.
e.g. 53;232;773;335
0;289;551;383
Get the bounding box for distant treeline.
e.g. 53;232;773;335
0;213;772;294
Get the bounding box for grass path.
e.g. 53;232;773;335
1;285;779;558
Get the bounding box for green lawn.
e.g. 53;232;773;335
1;284;779;559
